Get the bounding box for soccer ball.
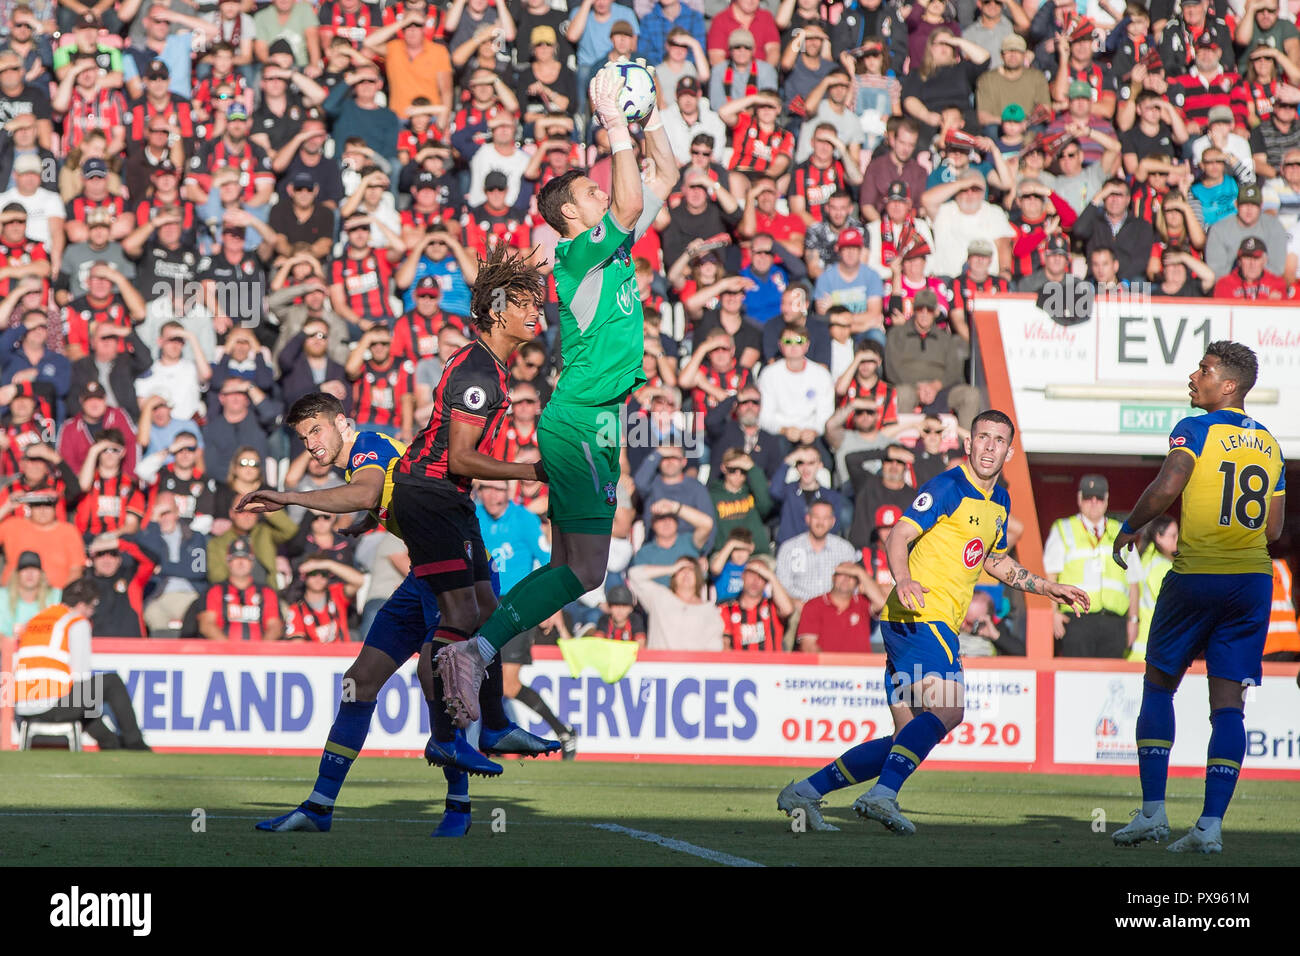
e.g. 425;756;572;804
603;61;657;125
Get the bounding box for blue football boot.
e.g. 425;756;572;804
255;802;333;833
424;730;503;777
479;721;563;757
433;803;473;838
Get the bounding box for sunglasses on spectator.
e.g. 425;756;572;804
216;92;233;101
307;330;328;339
856;406;878;415
1060;149;1081;159
175;446;197;454
723;466;746;475
238;457;260;467
691;148;711;156
752;247;773;255
1285;161;1300;168
780;335;809;345
101;446;124;455
797;458;818;467
731;43;753;50
737;396;760;405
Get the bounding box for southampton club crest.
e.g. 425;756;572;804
604;481;617;505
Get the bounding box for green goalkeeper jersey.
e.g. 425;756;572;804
551;210;645;407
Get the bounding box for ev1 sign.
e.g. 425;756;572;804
1095;303;1232;380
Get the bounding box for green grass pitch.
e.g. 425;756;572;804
1;752;1296;866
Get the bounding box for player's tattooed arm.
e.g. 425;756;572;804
985;551;1091;612
983;552;1049;594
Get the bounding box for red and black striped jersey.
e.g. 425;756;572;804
462;204;530;259
0;421;52;476
352;357;415;429
690;362;751;418
1130;181;1165;225
397;125;448;160
133;197;196;233
186;138;274;202
204;581;281;641
62;88;127;152
63;294;133;355
383;0;445;40
1167;70;1244;129
191;73;249;116
74;472;147;538
719;597;785;652
594;611;645;642
0;239;50;300
127;97;195;145
1061;61;1115;102
728;114;794;173
287;583;352;643
839;378;899;427
400;205;454;234
65;194;126;225
318;0;382;47
792;159;847;222
492;418;538;463
512;476;547;511
0;473;69;520
396;340;510;493
952;271;1009;316
391;308;469;364
330;250;396;322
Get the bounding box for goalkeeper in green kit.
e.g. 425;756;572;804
437;64;680;727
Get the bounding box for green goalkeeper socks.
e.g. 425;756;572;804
478;564;587;652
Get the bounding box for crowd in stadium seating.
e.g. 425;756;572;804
2;0;1296;657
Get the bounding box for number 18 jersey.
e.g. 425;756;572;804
1166;408;1286;576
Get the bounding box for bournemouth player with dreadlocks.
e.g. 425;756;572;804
385;244;559;787
436;65;681;727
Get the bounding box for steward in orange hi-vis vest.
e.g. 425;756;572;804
1265;559;1300;659
13;603;88;712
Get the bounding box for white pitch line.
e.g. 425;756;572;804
591;823;764;867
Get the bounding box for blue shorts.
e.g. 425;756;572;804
881;619;964;703
363;569;501;664
1146;571;1272;685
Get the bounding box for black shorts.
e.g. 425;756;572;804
391;480;492;593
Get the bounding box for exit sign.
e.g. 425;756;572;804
1119;405;1203;434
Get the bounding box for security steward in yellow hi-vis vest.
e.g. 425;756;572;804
1043;474;1138;658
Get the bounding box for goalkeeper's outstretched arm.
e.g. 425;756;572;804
591;68;643;231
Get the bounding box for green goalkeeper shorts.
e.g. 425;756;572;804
537;399;623;534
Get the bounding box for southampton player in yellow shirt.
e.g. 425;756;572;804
436;65;680;726
1111;343;1285;854
238;393;557;838
780;411;1090;833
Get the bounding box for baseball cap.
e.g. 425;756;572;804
836;227;865;250
1207;105;1234;125
943;128;980;153
415;275;441;297
1078;474;1109;498
1067;79;1093;99
227;537;254;559
874;504;902;529
16;551;42;571
151;160;178;178
676;75;701;96
13;154;41;175
289;170;316;191
1238;182;1263;205
729;28;755;48
415;171;438;189
610;20;635;38
967;238;995;257
1002;103;1026;123
227;102;249;121
606;585;635;607
21;491;57;507
80;380;107;401
268;39;294;58
86;207;112;227
885;180;910;202
82;158;108;179
484;171;509;192
530;25;557;46
1002;34;1028;52
1195;30;1219;50
1068;17;1096;43
912;287;940;311
1238;236;1268;258
145;60;170;80
76;11;100;28
1045;234;1070;256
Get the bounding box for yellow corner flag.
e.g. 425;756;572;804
556;637;639;683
